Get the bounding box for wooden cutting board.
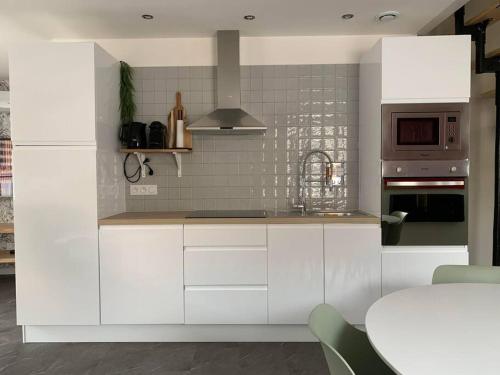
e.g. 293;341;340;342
173;91;192;149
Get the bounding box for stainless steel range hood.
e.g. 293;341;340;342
187;31;266;134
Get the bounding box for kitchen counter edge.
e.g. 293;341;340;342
98;211;380;225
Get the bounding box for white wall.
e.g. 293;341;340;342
53;35;387;67
0;18;47;79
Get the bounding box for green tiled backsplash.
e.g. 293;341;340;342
127;64;359;212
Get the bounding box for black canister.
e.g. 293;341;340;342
148;121;166;149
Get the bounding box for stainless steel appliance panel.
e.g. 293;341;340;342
382;160;469;178
382;103;469;161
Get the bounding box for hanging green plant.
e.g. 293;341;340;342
119;61;136;124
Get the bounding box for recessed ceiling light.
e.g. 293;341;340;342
142;14;154;20
377;11;400;22
244;15;256;20
342;14;354;20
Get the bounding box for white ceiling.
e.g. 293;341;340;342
0;0;466;78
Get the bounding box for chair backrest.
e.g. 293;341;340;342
383;211;408;245
390;211;408;223
308;304;356;375
432;265;500;284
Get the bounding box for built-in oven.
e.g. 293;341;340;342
381;160;469;246
381;161;468;246
382;103;469;161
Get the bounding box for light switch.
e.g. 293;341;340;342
130;185;158;196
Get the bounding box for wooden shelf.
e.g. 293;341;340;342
120;148;191;154
0;251;14;265
466;1;500;26
0;223;14;234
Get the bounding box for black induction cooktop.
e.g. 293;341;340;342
186;210;267;218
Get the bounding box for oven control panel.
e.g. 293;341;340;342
445;113;461;150
382;160;469;178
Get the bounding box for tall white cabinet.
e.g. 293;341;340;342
10;42;125;325
359;35;471;295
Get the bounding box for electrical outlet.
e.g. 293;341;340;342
130;185;158;196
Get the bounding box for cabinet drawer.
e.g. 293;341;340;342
184;247;267;285
184;225;266;247
185;286;268;324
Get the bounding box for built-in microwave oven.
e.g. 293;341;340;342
382;103;469;160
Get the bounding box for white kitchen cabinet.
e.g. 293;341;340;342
185;286;268;324
13;146;100;325
382;246;469;296
11;42;124;327
9;42;103;145
268;224;324;324
380;36;471;103
324;224;382;325
99;225;184;324
184;247;267;285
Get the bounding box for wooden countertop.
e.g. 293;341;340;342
98;211;379;225
0;223;14;234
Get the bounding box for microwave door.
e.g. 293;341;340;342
391;113;445;151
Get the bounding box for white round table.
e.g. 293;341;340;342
366;284;500;375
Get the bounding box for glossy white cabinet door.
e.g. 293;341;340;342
100;225;184;324
9;42;96;144
268;224;324;324
185;286;268;324
324;224;382;325
13;146;100;325
382;246;469;296
381;36;471;102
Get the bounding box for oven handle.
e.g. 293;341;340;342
386;180;465;188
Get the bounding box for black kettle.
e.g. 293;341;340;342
120;122;147;149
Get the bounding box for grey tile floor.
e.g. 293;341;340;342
0;276;329;374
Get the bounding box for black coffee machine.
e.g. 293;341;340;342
148;121;166;149
119;122;147;149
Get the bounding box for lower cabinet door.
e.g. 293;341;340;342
99;225;184;324
184;286;268;324
382;246;469;296
268;224;324;324
324;224;382;325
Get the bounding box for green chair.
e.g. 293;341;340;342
432;265;500;284
382;211;408;246
308;304;393;375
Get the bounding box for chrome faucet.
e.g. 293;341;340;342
296;149;335;215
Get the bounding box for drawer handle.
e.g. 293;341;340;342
184;246;267;252
185;285;268;292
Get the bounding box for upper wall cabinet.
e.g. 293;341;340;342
9;42;117;145
378;36;471;103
